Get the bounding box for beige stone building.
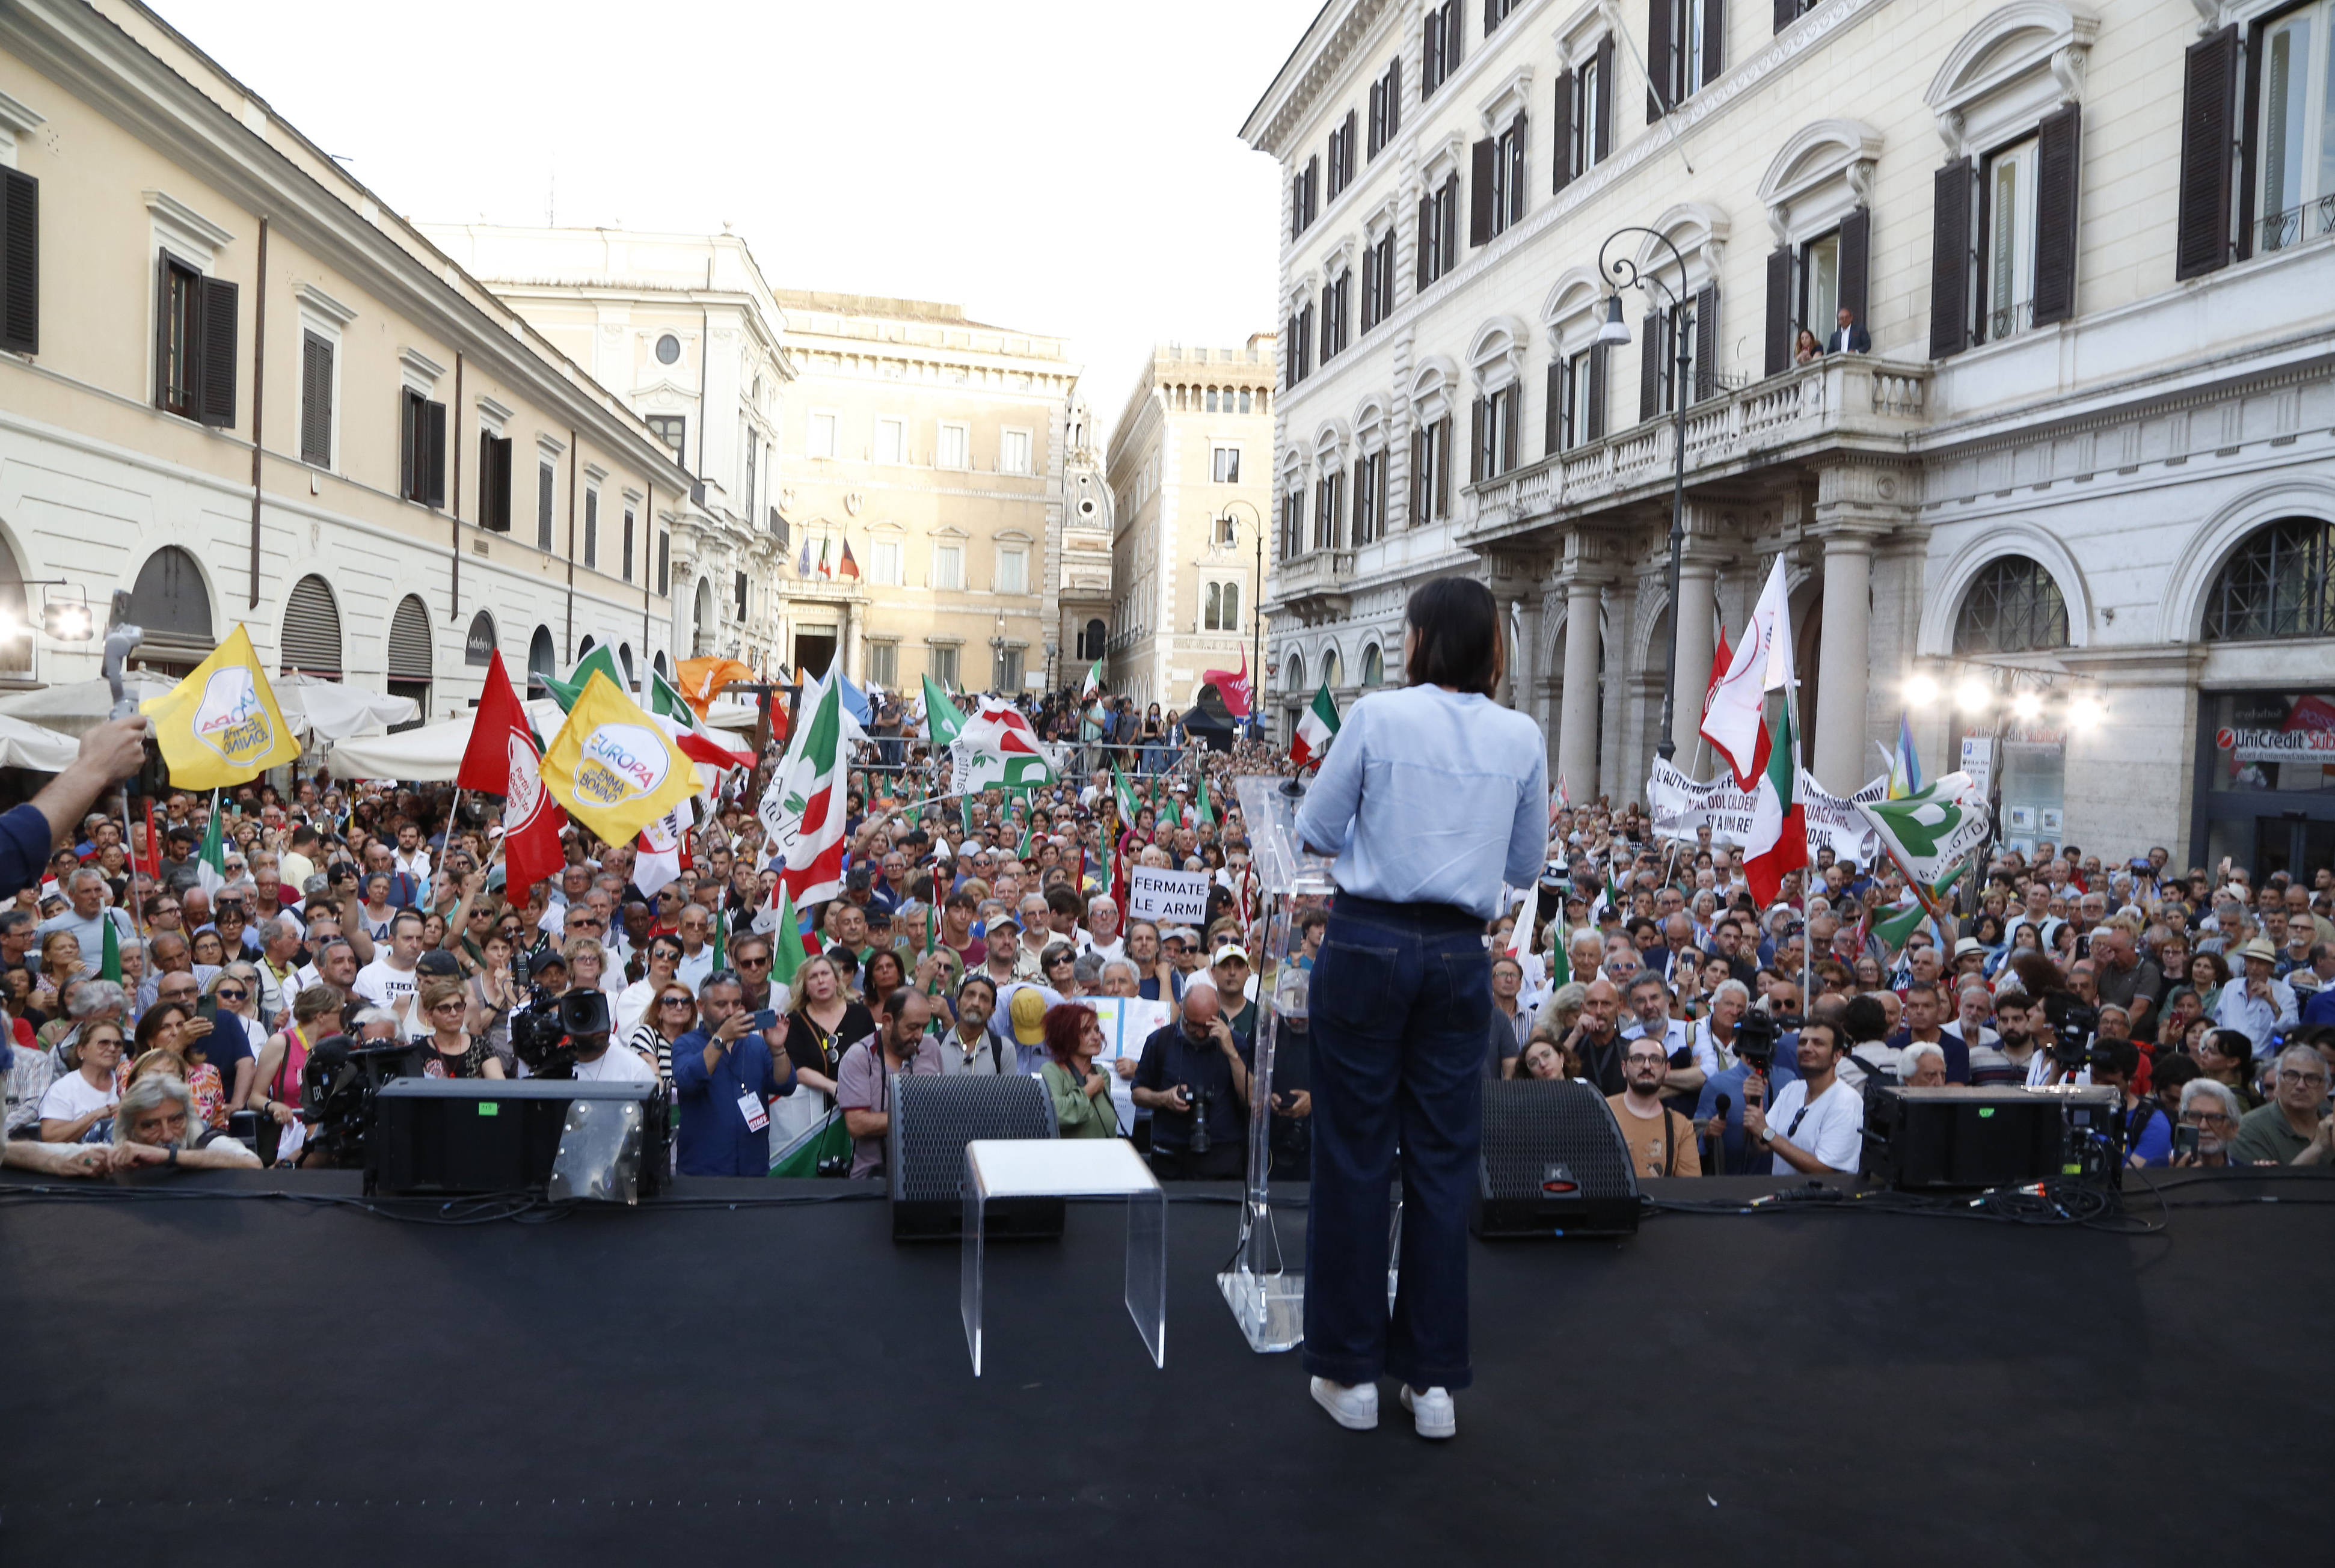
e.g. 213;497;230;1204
0;0;692;717
1247;0;2335;869
1104;340;1278;714
774;293;1090;696
414;225;796;678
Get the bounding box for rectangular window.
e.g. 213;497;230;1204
1410;416;1452;523
1367;58;1402;158
1204;580;1244;631
1001;427;1032;475
1313;470;1345;550
996;546;1028;595
1353;450;1385;545
477;432;513;531
996;646;1024;690
1292;155;1321;238
1422;2;1464;99
1285;300;1315;387
928;643;959;688
1554;349;1603;450
2253;4;2335;253
1651;0;1724;117
1280;488;1304;560
931;542;964;590
807;410;838;459
1800;229;1842;343
867;642;898;688
1419;176;1461;287
1213;446;1242;484
645;414;685;462
1361;228;1397;331
1566;52;1606;183
155;254;237;427
1479;116;1527;241
1984;136;2039;340
399;390;447;507
583;489;600;569
734;570;749;621
1471;387;1519;481
1320;270;1351;362
938;421;969;470
742;430;758;518
537;461;556;551
1328;112;1354;201
876;418;904;465
622;507;636;583
870;537;903;585
299;330;334;468
1485;0;1520;32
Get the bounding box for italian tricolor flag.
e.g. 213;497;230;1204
778;675;847;907
1290;681;1339;768
1081;657;1104;699
1743;692;1807;907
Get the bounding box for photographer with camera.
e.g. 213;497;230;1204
1743;1017;1864;1175
2088;1038;2172;1165
672;970;796;1177
546;989;652;1085
1132;981;1250;1179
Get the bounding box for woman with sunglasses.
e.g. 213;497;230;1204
413;976;503;1079
628;983;696;1085
39;1017;123;1142
615;934;684;1039
1039;941;1083;999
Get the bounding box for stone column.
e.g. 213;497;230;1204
1670;554;1719;761
840;598;861;684
1808;460;1919;794
1554;531;1616;803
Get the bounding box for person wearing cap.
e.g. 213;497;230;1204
999;985;1053;1067
1210;944;1257;1052
1290;576;1546;1442
2214;934;2296;1052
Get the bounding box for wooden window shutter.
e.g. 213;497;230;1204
1647;0;1672;120
1640;314;1663;420
1417;197;1434;289
1553;70;1575;192
197;276;238;428
1446;2;1464;72
1438;417;1453;515
1764;245;1793;376
1929;158;1974;358
1774;0;1800;32
2031;103;2081;326
2175;26;2239;281
0;168;37;356
1693;284;1719;402
300;333;332;467
1388;59;1401;138
424;399;447;507
1470;138;1497;245
1502;388;1518;470
1422;12;1440;94
1545;359;1563;451
153;255;171;408
399;390;419;500
477;430;496;527
1470;397;1485;482
1837;206;1871;329
497;438;515;531
1587;345;1607;440
1595;37;1615;159
1701;0;1725;86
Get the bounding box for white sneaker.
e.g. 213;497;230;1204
1399;1385;1456;1439
1310;1376;1379;1431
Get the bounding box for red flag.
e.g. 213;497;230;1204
459;650;566;896
1704;626;1732;715
132;799;161;878
1201;649;1253;720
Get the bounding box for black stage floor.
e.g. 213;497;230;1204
0;1166;2325;1566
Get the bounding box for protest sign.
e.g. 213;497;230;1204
1648;761;1889;868
1128;865;1210;924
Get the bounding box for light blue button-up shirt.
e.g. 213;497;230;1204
1293;684;1547;921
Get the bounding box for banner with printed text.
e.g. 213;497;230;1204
1647;761;1889;869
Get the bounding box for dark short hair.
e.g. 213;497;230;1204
1840;994;1888;1043
1799;1018;1843;1055
1402;577;1499;697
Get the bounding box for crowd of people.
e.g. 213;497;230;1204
2;679;2330;1189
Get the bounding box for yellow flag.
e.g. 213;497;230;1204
539;669;701;847
140;624;302;788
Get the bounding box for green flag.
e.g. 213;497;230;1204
1547;926;1569;991
541;645;626;712
767;883;807;992
98;914;121;984
1017;813;1036;860
1853;773;1993;889
1192;771;1216;830
922;675;963;746
1111;762;1138;824
710;904;726;972
195;792;227;897
960;792;976;839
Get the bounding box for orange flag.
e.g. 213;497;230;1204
674;656;753;718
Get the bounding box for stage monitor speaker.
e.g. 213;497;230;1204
1473;1078;1641;1239
888;1073;1060;1242
371;1079;669;1201
1862;1084;2123;1190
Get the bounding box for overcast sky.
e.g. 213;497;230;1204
155;0;1321;428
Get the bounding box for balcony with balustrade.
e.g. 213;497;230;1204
1268;547;1357;624
1460;355;1932;549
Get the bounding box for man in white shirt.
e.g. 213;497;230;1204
1079;894;1126;965
391;821;433;901
1745;1017;1864;1175
674;904;717;994
351;911;426;1036
35;869;137;981
2214;936;2297;1052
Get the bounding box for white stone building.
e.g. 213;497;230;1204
1244;0;2335;873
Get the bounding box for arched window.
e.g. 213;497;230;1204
1286;652;1306;693
652;649;672;684
386;595;432;725
1221;581;1240;631
1204;581;1242;631
281;575;343;679
528;626;557;690
1321;648;1343;688
692;579;716;658
0;537;29;676
2205;518;2335;642
1361;643;1384;686
618;643;636;688
1080;618;1106;660
127;546;213;671
1952;555;2069;654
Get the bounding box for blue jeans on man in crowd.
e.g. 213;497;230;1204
1302;892;1488;1392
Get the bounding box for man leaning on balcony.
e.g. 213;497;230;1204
1827;306;1870;356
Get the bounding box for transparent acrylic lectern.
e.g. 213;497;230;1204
1218;776;1340;1352
960;1139;1165;1377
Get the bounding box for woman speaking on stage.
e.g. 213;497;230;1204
1293;577;1546;1441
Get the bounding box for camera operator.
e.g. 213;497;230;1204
672;970;796;1177
1132;981;1250;1179
1744;1017;1864;1175
1692;997;1799;1174
2088;1038;2172;1166
550;990;652;1085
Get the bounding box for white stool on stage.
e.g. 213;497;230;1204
960;1138;1166;1376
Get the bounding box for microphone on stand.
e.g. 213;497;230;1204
1708;1093;1731;1175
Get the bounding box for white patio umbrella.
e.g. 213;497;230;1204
0;711;83;772
276;672;419;743
324;698;567;782
0;675;179;737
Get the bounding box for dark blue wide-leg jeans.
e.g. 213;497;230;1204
1301;892;1489;1391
